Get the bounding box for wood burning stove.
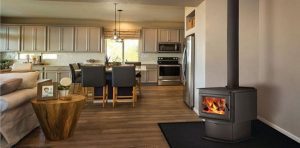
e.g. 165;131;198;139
198;0;257;143
199;87;257;142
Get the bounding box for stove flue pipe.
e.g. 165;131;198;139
227;0;239;89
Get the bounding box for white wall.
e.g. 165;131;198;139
187;0;259;114
188;0;300;142
185;1;206;114
205;0;259;87
258;0;300;140
205;0;227;87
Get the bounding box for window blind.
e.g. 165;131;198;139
103;29;141;39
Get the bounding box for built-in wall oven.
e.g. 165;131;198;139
157;57;182;85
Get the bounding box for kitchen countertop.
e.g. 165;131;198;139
33;62;158;67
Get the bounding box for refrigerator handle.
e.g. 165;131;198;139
182;47;187;82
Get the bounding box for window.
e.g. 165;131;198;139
18;53;57;60
105;39;139;62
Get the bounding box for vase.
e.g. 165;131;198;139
59;90;69;97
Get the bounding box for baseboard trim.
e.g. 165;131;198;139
193;107;199;115
257;116;300;143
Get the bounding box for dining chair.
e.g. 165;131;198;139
81;65;108;107
69;63;82;93
112;66;137;108
77;63;83;69
125;62;142;96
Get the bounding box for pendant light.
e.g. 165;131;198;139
113;3;118;40
116;9;123;42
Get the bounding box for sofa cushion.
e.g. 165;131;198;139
0;87;37;112
0;71;39;90
0;78;23;96
11;63;32;71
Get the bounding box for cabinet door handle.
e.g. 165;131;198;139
6;27;9;50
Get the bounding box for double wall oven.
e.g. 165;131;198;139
157;57;182;85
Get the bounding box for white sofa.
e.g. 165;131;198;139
0;71;40;148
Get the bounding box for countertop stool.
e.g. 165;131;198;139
112;66;137;107
81;65;108;107
125;62;142;96
69;63;82;94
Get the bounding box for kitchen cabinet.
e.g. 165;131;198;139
47;26;74;52
141;71;147;83
0;25;21;52
147;69;158;83
180;29;185;43
22;26;46;52
180;29;185;50
44;71;58;82
141;64;158;84
44;71;71;83
142;29;158;53
75;27;102;52
34;66;71;82
158;29;180;42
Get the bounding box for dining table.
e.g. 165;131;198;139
76;65;146;99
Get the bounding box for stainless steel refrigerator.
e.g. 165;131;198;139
182;35;195;109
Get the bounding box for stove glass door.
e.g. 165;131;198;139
202;96;226;115
159;65;181;76
199;95;231;121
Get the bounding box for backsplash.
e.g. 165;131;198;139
1;52;182;65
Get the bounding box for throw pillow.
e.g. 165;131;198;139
0;78;23;95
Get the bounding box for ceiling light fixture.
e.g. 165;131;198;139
117;9;123;42
113;3;118;40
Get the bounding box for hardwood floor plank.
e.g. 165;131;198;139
16;86;199;148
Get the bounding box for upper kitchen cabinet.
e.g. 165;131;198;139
142;28;158;53
180;29;185;49
0;25;21;52
180;29;185;43
75;27;102;52
22;26;46;52
47;26;74;52
158;29;180;42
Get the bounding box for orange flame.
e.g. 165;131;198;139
202;96;226;115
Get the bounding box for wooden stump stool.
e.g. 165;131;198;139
31;95;86;140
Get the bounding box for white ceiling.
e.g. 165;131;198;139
0;0;203;22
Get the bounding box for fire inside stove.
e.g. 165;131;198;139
202;96;226;115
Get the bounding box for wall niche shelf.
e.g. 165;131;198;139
186;10;195;31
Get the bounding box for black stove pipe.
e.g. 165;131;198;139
227;0;239;89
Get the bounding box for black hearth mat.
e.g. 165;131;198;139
158;120;299;148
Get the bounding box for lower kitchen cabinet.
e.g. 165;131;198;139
141;64;158;84
44;71;58;82
147;69;158;83
34;66;71;82
44;71;71;82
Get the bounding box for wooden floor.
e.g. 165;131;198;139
17;86;199;148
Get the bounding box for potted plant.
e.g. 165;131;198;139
0;59;13;70
58;77;72;98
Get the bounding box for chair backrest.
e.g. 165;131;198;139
112;66;136;87
81;65;106;87
77;63;83;69
125;62;141;66
11;63;32;71
69;63;80;83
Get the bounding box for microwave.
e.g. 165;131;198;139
158;42;181;53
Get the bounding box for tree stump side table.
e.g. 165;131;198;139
31;94;86;141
